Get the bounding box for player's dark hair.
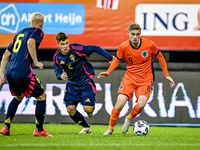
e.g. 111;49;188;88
56;32;68;43
128;23;141;32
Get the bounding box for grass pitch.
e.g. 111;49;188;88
0;123;199;150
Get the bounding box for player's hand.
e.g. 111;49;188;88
166;76;175;88
61;72;68;80
109;56;115;64
0;73;5;86
34;61;43;70
97;72;109;78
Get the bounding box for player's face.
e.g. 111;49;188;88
57;39;70;55
128;30;141;47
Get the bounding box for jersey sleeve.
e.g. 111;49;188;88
30;28;44;44
84;45;113;61
106;44;124;75
155;51;169;78
150;40;169;77
116;44;124;60
151;41;159;56
53;54;63;80
106;58;121;75
6;42;14;53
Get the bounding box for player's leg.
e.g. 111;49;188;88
122;85;152;134
1;75;24;136
122;95;147;134
82;81;96;118
128;95;147;119
104;78;133;135
67;104;89;127
77;81;97;134
33;92;53;137
67;103;91;134
83;105;94;117
64;82;92;134
103;94;128;135
24;74;52;137
128;85;152;120
1;94;23;136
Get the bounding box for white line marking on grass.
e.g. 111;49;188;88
1;143;200;147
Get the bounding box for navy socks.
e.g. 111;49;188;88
70;110;89;127
35;100;46;131
4;97;21;129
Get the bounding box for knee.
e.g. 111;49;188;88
137;103;145;109
67;106;76;116
36;92;46;101
137;96;148;109
15;94;24;101
42;93;46;99
114;105;123;111
84;106;94;114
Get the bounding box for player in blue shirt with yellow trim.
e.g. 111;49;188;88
0;12;52;137
53;32;115;134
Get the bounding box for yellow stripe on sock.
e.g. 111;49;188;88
5;117;11;124
35;118;40;125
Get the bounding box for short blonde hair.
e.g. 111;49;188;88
128;23;141;32
30;12;44;23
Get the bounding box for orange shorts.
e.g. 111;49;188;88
117;77;153;101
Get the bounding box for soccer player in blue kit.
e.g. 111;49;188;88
53;32;115;134
0;12;52;137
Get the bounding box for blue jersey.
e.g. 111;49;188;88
6;27;44;77
53;43;112;86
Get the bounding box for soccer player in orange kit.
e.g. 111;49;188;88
97;23;175;135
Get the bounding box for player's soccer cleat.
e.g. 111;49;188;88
1;126;10;136
103;129;113;135
122;116;131;133
78;127;92;134
87;112;93;117
33;128;53;137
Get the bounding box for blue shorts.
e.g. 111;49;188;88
6;73;44;98
64;81;96;107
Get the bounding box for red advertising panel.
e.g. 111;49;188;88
0;0;199;50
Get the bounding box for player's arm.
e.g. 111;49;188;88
97;57;121;78
0;49;11;86
155;51;175;87
86;45;114;61
53;56;67;80
27;38;43;70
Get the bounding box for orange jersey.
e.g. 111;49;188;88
107;38;169;85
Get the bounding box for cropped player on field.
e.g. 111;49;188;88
98;23;175;135
53;32;115;134
0;12;53;137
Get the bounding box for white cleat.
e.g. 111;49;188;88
78;127;92;134
122;117;131;134
103;129;113;135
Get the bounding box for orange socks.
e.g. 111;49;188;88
108;105;143;131
108;107;121;131
127;104;144;120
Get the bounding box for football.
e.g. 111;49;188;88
133;120;149;136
